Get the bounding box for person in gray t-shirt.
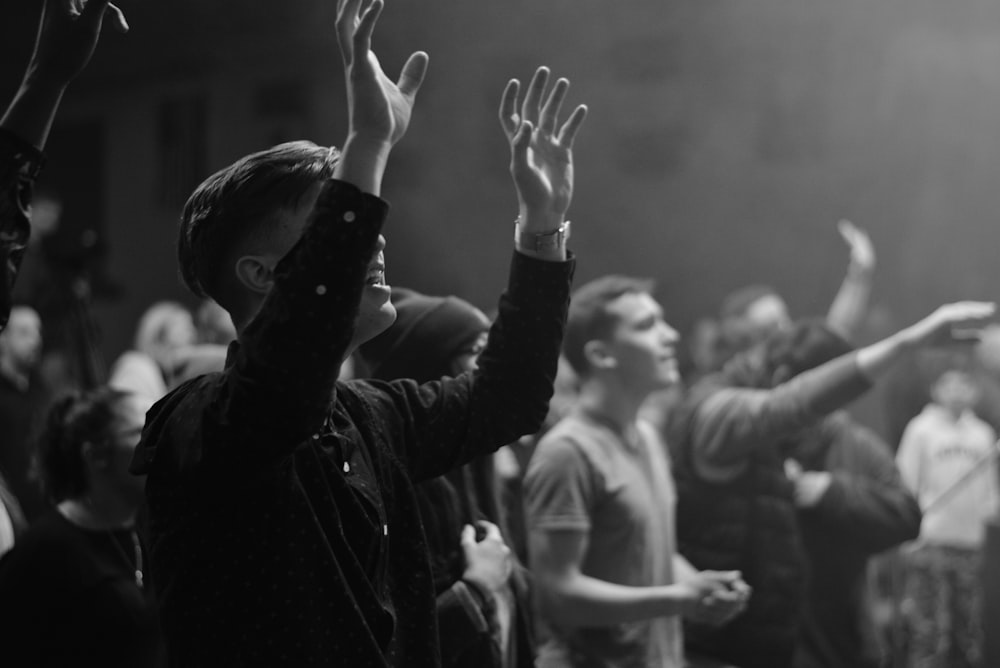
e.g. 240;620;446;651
525;275;751;668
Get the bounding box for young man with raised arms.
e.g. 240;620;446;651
130;0;587;665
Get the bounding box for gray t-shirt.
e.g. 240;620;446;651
525;411;682;668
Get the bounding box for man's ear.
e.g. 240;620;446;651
583;340;617;372
234;255;276;296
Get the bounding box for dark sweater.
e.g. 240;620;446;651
0;370;50;522
0;510;164;668
668;354;872;668
789;412;921;668
130;179;574;667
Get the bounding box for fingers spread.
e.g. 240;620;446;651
336;0;365;58
521;66;550;126
511;120;533;165
107;3;128;33
354;0;384;55
539;78;569;135
80;0;111;20
557;105;588;148
337;0;363;22
499;79;521;136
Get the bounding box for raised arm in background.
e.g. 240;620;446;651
0;0;127;329
826;220;876;342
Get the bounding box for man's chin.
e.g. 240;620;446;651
354;303;397;347
655;370;680;389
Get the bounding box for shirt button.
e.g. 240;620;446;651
343;461;351;474
343;211;356;223
315;284;327;296
312;433;320;441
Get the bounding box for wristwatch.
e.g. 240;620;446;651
514;220;571;253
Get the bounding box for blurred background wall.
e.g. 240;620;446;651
3;0;1000;394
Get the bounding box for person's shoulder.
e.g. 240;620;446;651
907;404;946;430
130;373;223;475
531;415;609;470
152;372;223;419
0;513;85;579
965;410;997;438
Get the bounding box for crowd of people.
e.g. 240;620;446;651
0;1;997;667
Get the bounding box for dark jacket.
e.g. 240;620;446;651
789;412;921;668
131;180;574;667
666;354;872;668
670;378;806;668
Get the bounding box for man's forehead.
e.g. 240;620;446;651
607;291;666;322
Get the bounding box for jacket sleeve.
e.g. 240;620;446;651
811;415;922;553
367;251;575;483
691;354;872;472
0;129;43;329
436;580;500;667
198;179;385;460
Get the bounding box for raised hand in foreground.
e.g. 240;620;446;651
499;67;588;261
1;0;129;149
334;0;428;195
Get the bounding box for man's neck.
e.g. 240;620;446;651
577;377;648;434
936;403;967;422
58;489;138;531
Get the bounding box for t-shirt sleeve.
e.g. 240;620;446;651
524;435;596;532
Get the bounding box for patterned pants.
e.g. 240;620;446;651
900;544;983;668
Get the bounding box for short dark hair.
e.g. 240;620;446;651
177;141;339;306
563;275;655;378
33;387;130;502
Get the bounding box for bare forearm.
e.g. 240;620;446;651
0;71;67;151
538;573;690;628
855;328;917;381
826;266;873;342
333;134;390;197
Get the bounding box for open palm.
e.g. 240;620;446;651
499;68;587;224
337;0;427;147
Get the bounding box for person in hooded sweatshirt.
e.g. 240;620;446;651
359;288;534;668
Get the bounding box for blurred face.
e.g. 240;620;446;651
742;294;792;341
932;370;979;415
601;292;680;393
0;306;42;372
160;312;198;350
105;394;153;503
449;331;489;375
271;184;396;349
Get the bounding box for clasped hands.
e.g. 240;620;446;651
681;570;752;627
